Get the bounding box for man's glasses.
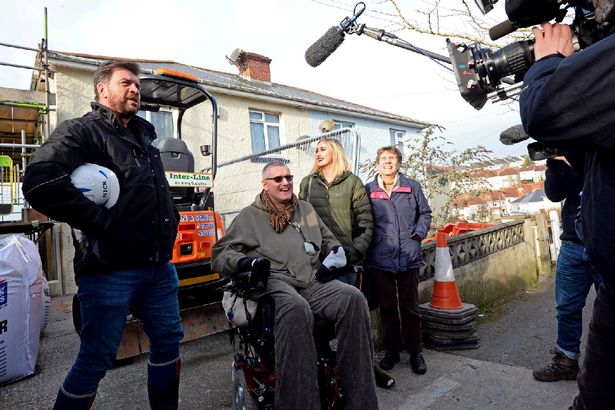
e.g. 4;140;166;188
264;175;294;183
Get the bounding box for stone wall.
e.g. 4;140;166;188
371;219;548;349
417;219;540;306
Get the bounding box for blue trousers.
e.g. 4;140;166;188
62;262;184;396
555;241;601;359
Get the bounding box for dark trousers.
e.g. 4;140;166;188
370;267;422;354
572;281;615;409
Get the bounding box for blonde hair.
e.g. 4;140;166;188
310;138;351;180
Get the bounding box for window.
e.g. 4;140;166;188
389;128;406;152
249;110;280;154
331;120;355;158
332;121;354;131
137;110;174;139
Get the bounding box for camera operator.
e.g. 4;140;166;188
520;1;615;407
533;155;601;383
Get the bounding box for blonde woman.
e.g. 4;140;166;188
300;138;395;388
299;138;373;268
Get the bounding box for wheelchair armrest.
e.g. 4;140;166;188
231;265;270;295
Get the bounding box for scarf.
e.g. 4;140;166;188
260;190;299;233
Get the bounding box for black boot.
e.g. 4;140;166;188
410;353;427;375
53;387;96;410
147;358;181;410
378;351;400;371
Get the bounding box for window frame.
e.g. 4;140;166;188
249;109;282;155
389;128;406;153
137;108;176;139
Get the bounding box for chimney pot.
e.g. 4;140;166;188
231;50;272;82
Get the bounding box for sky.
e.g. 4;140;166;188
0;0;528;158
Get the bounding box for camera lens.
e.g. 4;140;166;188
474;40;535;84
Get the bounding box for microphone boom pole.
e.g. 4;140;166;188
353;25;452;64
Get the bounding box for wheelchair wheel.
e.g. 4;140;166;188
231;363;259;410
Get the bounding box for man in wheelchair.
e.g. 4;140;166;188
212;161;378;409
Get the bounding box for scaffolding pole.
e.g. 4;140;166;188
0;7;52;142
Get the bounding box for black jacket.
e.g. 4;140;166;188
544;159;582;244
22;103;178;276
520;30;615;286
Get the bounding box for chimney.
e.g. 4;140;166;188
229;49;272;82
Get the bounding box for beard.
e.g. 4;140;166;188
594;0;615;23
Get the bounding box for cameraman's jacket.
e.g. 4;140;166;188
212;195;340;289
544;159;582;244
520;29;615;286
364;173;432;273
299;171;373;264
22;103;179;277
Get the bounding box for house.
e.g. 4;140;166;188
2;48;431;295
510;189;559;215
454;191;510;221
31;49;430;217
519;165;546;183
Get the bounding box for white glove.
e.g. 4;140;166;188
322;246;347;269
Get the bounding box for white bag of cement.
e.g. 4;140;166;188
0;235;49;384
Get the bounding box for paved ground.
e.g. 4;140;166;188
2;273;596;409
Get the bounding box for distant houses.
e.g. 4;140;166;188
454;159;559;222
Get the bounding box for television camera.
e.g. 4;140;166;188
450;0;602;110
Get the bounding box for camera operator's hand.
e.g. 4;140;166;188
532;23;574;61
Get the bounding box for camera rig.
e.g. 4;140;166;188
329;1;603;111
449;0;602;110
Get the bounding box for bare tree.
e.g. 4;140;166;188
386;0;533;46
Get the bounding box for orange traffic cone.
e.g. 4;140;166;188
430;232;464;310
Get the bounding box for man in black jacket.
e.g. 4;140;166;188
533;157;601;382
22;61;183;410
520;1;615;407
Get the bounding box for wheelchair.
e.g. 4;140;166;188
225;264;354;409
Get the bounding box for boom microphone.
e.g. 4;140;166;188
305;26;346;67
489;19;516;41
499;124;530;145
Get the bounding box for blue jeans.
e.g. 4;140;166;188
556;241;601;359
63;262;184;396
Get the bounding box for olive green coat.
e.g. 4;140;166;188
299;171;373;264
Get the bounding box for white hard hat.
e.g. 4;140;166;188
70;163;120;208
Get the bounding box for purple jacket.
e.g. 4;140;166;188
365;173;432;272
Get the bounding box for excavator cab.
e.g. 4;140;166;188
139;68;224;289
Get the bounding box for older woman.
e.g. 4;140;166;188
365;146;432;374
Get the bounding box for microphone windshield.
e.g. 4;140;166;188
305;27;345;67
489;19;515;41
499;124;530;145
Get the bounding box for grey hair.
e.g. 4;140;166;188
261;161;289;179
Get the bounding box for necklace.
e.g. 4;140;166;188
288;221;320;256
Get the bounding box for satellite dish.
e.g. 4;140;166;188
228;48;244;65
